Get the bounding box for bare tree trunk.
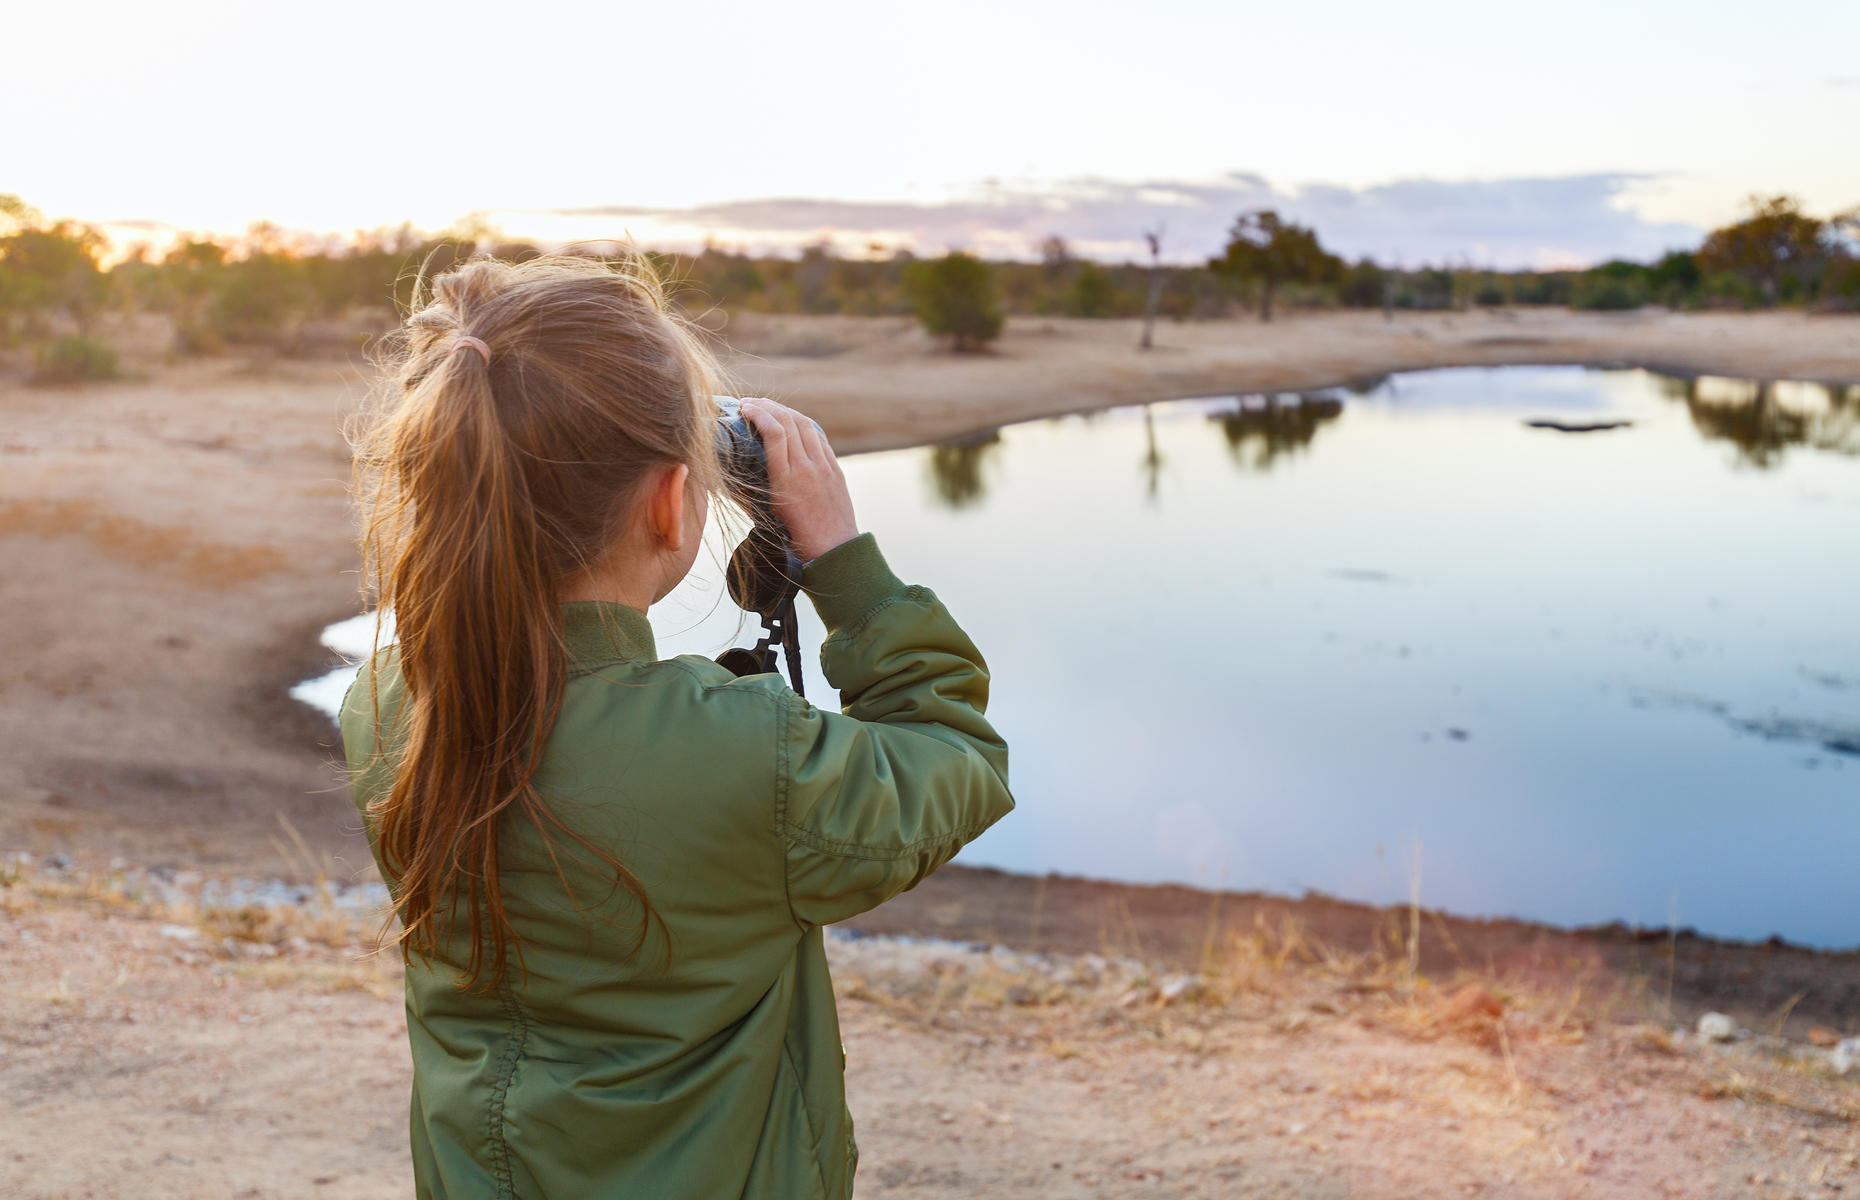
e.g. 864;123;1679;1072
1260;279;1276;323
1139;229;1164;350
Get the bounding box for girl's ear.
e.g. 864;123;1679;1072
649;463;691;552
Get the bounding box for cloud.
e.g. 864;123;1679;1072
539;173;1702;270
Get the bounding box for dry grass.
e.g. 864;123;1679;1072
0;852;397;962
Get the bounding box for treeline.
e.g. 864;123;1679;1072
2;192;1857;378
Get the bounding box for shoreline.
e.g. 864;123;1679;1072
842;864;1860;1042
717;308;1860;453
0;309;1856;955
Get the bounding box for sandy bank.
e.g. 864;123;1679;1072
719;308;1860;452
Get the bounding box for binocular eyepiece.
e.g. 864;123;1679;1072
713;399;808;695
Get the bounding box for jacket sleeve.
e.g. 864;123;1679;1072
778;534;1013;928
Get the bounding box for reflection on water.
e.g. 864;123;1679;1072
301;366;1860;947
1662;377;1860;468
925;432;1001;510
1208;394;1345;471
870;366;1858;947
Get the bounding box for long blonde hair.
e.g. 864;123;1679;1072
354;253;722;988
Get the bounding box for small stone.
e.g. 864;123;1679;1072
158;924;199;941
44;852;72;870
1697;1012;1736;1043
1808;1026;1841;1048
1834;1038;1860;1075
938;1111;956;1123
1157;975;1197;1004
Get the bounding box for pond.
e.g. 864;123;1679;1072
295;366;1860;947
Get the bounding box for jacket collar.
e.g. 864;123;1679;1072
563;601;658;668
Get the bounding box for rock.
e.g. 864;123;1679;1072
1835;1039;1860;1075
1697;1012;1737;1042
1443;984;1504;1022
1808;1026;1842;1049
1157;975;1198;1004
158;923;200;941
44;852;72;871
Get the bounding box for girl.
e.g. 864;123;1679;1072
342;255;1012;1200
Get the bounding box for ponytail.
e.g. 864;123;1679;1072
354;254;721;988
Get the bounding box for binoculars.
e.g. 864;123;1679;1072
712;399;808;696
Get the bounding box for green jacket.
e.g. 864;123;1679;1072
341;535;1012;1200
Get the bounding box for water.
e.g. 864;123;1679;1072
298;367;1860;947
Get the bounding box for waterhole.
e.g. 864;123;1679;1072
295;366;1860;945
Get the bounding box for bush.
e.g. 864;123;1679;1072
1337;260;1387;308
1572;262;1648;310
905;252;1003;351
1067;262;1116;317
32;334;118;382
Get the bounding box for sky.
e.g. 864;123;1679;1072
7;0;1859;267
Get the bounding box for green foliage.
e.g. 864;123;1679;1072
1572;260;1649;310
1510;272;1574;306
904;252;1003;351
1698;196;1827;304
0;208;107;335
1647;251;1702;301
1068;262;1116;317
1337;260;1388;307
1208;210;1343;321
32;334;118;383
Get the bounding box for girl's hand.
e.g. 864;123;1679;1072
740;399;860;562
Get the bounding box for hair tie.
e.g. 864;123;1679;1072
451;335;491;367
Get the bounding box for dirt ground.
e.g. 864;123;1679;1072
5;869;1859;1200
3;307;1860;1196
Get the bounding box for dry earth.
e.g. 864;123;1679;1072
3;308;1860;1197
5;870;1860;1200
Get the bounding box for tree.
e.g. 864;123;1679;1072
1139;227;1163;349
1697;196;1827;304
905;251;1002;351
0;196;108;335
1208;210;1341;321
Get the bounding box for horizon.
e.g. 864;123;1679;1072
17;170;1773;273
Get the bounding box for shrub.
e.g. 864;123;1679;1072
905;252;1003;351
1572;262;1648;310
32;334;118;382
1068;262;1116;317
1337;260;1387;308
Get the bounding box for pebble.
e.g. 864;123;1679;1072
159;924;200;942
1157;975;1197;1004
1697;1013;1736;1043
1834;1038;1860;1075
